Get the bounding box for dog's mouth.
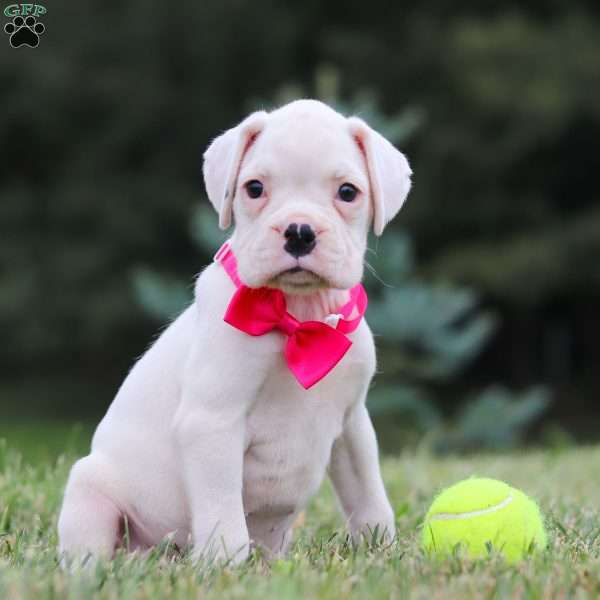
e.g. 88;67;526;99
268;266;329;292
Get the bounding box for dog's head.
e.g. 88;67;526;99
203;100;412;293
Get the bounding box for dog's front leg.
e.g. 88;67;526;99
174;406;249;564
173;352;257;565
328;402;395;544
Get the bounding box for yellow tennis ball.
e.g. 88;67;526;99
422;477;547;563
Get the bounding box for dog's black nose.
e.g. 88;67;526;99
284;223;316;258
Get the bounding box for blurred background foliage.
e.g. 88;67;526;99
1;0;599;452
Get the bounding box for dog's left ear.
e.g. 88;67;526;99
348;117;412;236
203;111;269;229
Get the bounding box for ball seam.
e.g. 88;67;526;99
428;494;513;521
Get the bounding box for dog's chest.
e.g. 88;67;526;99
242;381;347;517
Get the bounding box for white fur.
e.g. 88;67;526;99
58;99;412;565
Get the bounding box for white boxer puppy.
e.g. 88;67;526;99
58;99;412;565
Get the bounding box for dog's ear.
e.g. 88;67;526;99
348;116;412;236
203;111;269;229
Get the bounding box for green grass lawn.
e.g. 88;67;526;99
1;426;599;599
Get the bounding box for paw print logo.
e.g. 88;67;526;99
4;15;45;48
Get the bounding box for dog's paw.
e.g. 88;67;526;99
349;508;396;545
57;550;101;573
4;15;45;48
190;539;250;567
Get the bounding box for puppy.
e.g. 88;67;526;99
58;99;412;564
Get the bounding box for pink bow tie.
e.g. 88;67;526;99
215;243;367;389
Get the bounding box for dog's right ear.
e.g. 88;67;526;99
203;111;269;230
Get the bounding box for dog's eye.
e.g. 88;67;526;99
337;183;358;203
245;180;264;199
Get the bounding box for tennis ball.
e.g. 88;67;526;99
422;477;547;562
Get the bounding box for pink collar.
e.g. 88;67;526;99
214;242;367;335
214;241;368;389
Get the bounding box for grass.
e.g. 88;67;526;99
1;426;600;599
0;421;95;465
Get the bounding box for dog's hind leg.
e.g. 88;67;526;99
58;454;122;564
